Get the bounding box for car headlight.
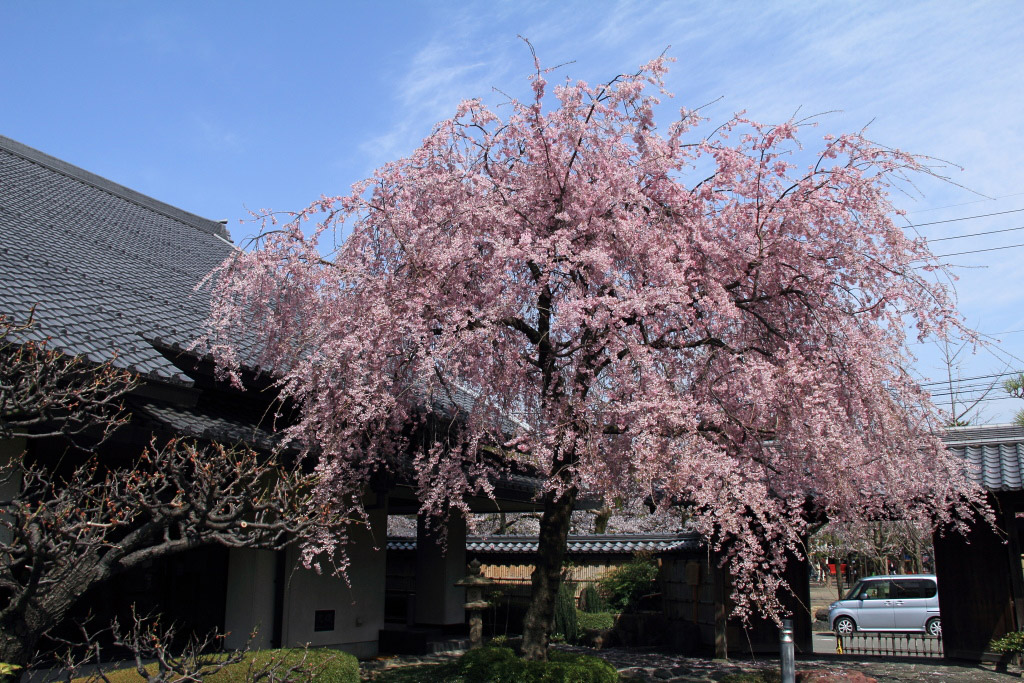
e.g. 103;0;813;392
828;602;838;610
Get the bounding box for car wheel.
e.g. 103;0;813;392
834;616;856;636
926;618;941;637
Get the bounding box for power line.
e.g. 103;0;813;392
908;329;1024;345
929;381;1013;395
938;394;1018;406
985;329;1024;336
902;207;1024;228
932;242;1024;259
918;371;1020;387
907;192;1024;215
928;224;1024;243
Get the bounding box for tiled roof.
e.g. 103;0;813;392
131;398;280;451
387;532;703;554
943;424;1024;492
0;135;234;385
0;136;528;432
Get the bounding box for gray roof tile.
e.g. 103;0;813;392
387;533;703;554
132;399;280;452
943;425;1024;492
0;136;234;384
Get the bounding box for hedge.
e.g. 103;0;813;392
458;645;618;683
576;611;616;632
70;648;359;683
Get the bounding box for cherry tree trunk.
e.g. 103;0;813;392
521;486;578;660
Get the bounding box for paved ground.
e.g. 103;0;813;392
363;647;1023;682
584;648;1022;682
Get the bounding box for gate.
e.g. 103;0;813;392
836;632;943;657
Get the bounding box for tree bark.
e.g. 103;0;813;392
0;558;97;667
0;613;40;668
594;505;612;534
520;485;577;660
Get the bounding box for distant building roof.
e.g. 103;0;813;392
388;532;703;554
943;424;1024;492
0;134;234;385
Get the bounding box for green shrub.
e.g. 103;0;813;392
0;662;21;683
990;630;1024;654
553;579;579;644
580;584;609;613
576;610;616;632
212;648;359;683
460;645;520;682
598;555;659;612
71;648;359;683
459;646;618;683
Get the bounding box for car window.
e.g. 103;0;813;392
844;581;865;600
893;578;936;599
892;579;921;598
859;580;892;599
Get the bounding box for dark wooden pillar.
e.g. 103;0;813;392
782;547;813;654
714;561;728;658
716;546;813;656
934;492;1023;661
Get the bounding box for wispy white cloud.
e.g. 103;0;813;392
192;114;243;152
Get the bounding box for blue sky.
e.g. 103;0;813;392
3;1;1024;422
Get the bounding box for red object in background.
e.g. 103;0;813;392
827;563;847;576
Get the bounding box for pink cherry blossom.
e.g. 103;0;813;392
203;55;986;654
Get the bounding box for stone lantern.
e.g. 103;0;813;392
455;558;494;649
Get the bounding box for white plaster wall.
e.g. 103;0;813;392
281;505;388;658
223;548;277;650
415;513;467;626
0;438;25;546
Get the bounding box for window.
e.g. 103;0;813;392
314;609;336;632
860;580;891;600
892;578;936;599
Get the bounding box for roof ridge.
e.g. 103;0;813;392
0;135;232;242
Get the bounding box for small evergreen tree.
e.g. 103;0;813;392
553;578;579;644
580;584;609;613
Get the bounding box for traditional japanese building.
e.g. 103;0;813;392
0;134;540;658
935;424;1024;661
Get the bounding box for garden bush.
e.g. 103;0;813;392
598;555;659;612
70;648;359;683
553;579;579;644
989;630;1024;654
458;645;618;682
212;648;359;683
580;584;609;613
576;610;616;632
0;662;21;683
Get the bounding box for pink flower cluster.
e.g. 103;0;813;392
204;57;985;621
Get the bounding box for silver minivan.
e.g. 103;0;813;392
828;574;941;637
